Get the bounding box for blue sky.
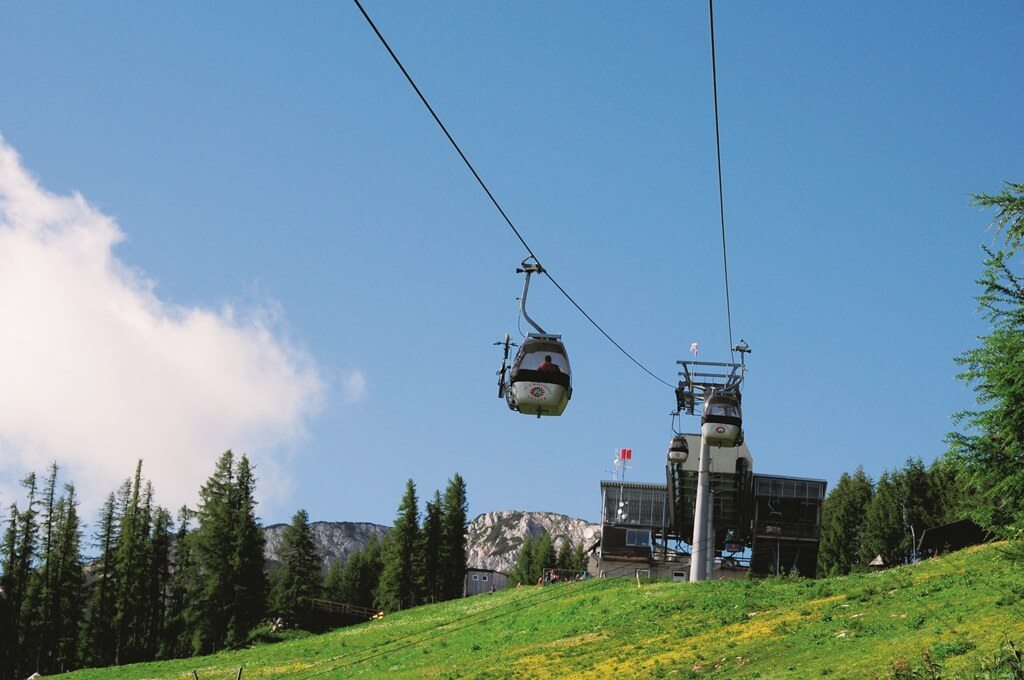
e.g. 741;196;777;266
0;2;1021;528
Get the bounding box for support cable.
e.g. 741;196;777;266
353;0;673;389
708;0;736;357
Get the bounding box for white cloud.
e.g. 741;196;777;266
0;136;324;518
342;370;368;404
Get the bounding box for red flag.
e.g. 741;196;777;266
619;448;632;461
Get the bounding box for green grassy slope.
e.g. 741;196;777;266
63;544;1024;679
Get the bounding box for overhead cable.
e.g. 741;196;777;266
352;0;674;389
708;0;736;356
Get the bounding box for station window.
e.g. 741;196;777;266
626;529;651;547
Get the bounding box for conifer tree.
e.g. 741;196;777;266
0;504;22;678
420;490;444;604
571;543;587;572
28;462;61;672
556;538;572;571
80;492;118;665
227;455;266;646
7;474;39;677
323;561;344;601
928;457;965;525
896;457;937;555
51;484;84;673
143;505;173;656
531;532;555;582
189;451;236;654
376;480;421;612
334;537;383;609
509;535;534;587
113;461;150;664
948;183;1024;531
861;471;906;566
438;473;468;600
817;467;874;575
161;506;195;660
185;451;267;652
271;509;323;628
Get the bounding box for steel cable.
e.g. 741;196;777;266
352;0;674;389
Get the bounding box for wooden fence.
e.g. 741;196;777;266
309;597;378;620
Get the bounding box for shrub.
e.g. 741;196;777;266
979;641;1023;678
933;638;976;661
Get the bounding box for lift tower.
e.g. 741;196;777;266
676;352;746;582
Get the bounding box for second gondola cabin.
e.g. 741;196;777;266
667;434;689;463
508;334;571;417
701;392;742;447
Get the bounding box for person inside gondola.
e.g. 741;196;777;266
538;355;561;373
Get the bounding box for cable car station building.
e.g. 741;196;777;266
593;437;827;581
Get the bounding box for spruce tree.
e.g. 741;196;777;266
420;490;444;604
438;473;468;600
271;509;323;629
80;492;118;665
571;543;587;572
0;504;22;678
323;561;344;601
896;457;937;556
143;505;173;657
376;480;421;612
861;471;906;566
28;462;60;672
531;532;555;582
161;506;195;660
928;457;965;525
189;451;236;654
113;461;150;664
556;538;572;571
817;467;874;575
228;455;266;646
335;538;383;609
51;484;84;673
8;474;40;678
509;535;534;587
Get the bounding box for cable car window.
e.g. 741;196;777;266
517;351;569;373
707;402;739;418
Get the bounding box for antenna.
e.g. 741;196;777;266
613;448;633;481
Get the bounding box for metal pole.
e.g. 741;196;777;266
706;489;715;579
518;268;545;334
689;434;712;582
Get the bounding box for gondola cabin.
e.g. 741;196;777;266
701;393;742;447
667;434;689;463
508;334;571;417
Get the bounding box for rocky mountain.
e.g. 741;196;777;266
261;511;599;575
465;510;600;573
263;521;388;571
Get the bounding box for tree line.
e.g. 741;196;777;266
508;532;588;586
0;453;470;678
0;452;265;678
820;182;1024;574
317;476;469;616
817;458;963;575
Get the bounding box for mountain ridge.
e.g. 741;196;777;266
262;510;600;574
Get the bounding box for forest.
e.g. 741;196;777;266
0;452;469;678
